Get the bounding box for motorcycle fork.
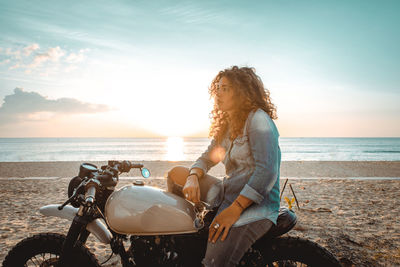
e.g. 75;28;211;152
78;229;90;244
57;214;89;266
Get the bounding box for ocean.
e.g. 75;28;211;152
0;137;399;162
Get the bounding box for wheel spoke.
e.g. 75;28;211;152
41;253;46;266
34;255;42;266
32;255;39;266
263;259;310;267
28;257;37;266
24;253;59;267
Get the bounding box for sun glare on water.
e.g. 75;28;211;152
166;137;185;161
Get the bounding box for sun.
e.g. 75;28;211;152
166;137;185;161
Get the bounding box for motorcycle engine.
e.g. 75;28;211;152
130;236;179;266
129;231;211;266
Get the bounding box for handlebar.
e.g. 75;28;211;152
84;178;100;206
75;161;148;208
84;161;143;204
58;160;149;211
108;160;143;172
129;163;144;169
85;185;96;206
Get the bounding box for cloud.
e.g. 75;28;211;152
27;46;65;69
4;44;40;59
22;43;40;56
65;49;89;64
0;88;112;124
65;52;84;63
5;47;21;59
1;44;88;74
0;59;10;65
9;63;20;69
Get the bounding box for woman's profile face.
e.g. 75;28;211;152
216;76;235;112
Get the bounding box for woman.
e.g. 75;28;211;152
167;66;281;267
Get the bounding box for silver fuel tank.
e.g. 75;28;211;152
105;182;197;235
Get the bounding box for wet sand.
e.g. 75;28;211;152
0;161;399;266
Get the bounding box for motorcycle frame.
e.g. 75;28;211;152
39;193;266;267
55;209;208;267
52;203;134;267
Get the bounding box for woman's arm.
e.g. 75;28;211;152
190;139;221;175
182;167;204;203
184;139;221;202
239;111;280;204
208;194;253;243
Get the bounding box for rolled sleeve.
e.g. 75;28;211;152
240;184;264;204
190;161;208;175
190;139;219;174
240;110;280;202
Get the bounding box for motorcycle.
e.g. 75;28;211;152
2;160;341;266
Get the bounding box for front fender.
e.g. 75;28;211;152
39;204;113;244
39;204;78;220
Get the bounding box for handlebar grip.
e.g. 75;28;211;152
120;161;143;171
108;160;144;172
85;185;96;205
130;163;144;168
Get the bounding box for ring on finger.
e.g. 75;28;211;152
213;223;220;229
185;193;189;198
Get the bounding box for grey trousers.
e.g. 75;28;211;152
202;218;272;267
167;173;273;267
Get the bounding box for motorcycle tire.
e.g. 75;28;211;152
2;233;100;267
242;236;341;267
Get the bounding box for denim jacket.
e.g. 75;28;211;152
191;108;281;227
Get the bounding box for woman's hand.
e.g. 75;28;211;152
182;175;200;203
208;202;243;243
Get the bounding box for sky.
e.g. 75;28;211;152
0;0;399;137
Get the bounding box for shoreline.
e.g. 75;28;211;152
1;161;399;178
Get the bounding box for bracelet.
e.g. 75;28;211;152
188;172;201;179
234;199;245;210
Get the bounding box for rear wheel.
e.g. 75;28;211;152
2;233;100;267
240;236;341;267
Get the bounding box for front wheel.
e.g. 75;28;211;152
2;233;100;267
241;236;341;267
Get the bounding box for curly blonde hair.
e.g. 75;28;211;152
209;66;277;143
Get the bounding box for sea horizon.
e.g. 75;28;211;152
1;136;400;139
1;137;399;162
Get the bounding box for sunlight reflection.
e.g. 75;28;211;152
210;145;226;163
166;137;184;161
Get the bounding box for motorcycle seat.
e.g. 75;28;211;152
264;207;297;239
